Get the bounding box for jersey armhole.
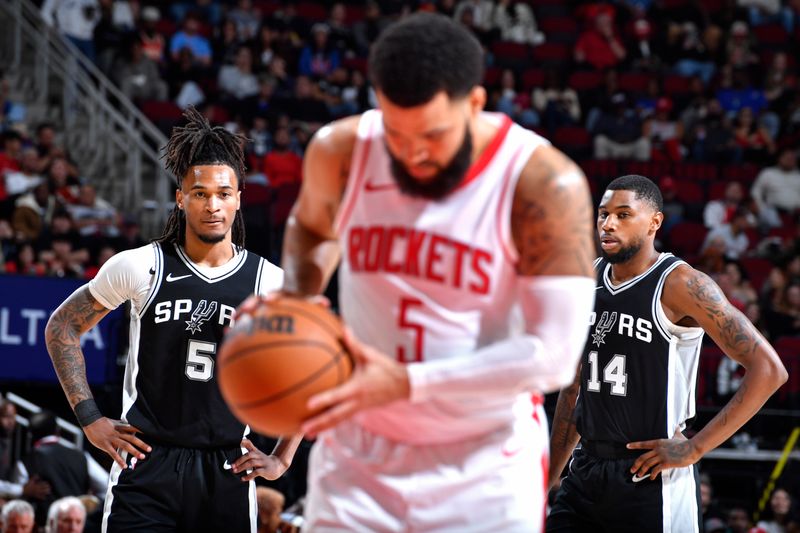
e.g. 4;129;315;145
334;111;377;235
138;243;164;318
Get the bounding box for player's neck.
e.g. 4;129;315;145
182;232;235;267
469;115;499;165
609;248;660;284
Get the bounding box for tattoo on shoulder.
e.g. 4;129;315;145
514;158;594;277
685;271;762;357
46;288;106;406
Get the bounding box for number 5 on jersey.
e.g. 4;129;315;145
397;297;424;363
587;351;628;396
186;339;216;381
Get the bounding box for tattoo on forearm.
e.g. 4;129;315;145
45;289;104;407
718;382;748;427
686;272;762;357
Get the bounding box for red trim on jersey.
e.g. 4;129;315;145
531;392;547;531
456;114;513;191
496;146;525;265
336;115;375;234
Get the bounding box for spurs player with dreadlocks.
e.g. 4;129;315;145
45;107;301;533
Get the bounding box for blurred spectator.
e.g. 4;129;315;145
733;106;775;163
592;93;650;160
766;282;800;338
66;184;118;238
248;115;272;162
319;67;360;119
353;1;389;56
34;124;75;177
114;37;168;102
725;20;758;69
628;18;659;71
275;75;330;127
253;24;279;70
218;46;260;107
83;244;116;279
453;0;495;35
660;176;685;234
4;148;44;197
756;487;800;533
704;181;753;230
532;69;580;130
634;78;662;120
745;300;770;338
113;215;145;251
687;99;738;162
171;0;222;28
12;183;58;242
717;66;767;116
493;69;538;129
326;3;356;55
643;97;684;161
0;401;50;503
1;499;35;533
212;19;241;67
45;496;85;533
167;49;206;108
41;211;88;260
3;242;46;276
0;131;23;177
138;7;165;64
256;486;284;533
266;56;295;100
699;474;725;525
574;9;626;70
46;157;80;206
585;70;620;132
492;0;544;46
724;260;759;304
701;206;751;260
229;0;261;42
40;236;84;278
668;22;716;84
170;13;212;67
17;412;91;526
751;148;800;228
727;506;754;533
764;52;796;121
0;73;26;131
298;23;341;79
262;127;302;188
40;0;101;63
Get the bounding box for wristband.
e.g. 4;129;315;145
74;399;103;427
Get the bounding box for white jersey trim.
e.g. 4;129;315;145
334;110;378;235
602;253;673;295
174;243;249;283
139;243;163;318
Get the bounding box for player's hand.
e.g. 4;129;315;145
21;476;51;500
83;417;151;470
235;292;331;318
231;438;289;481
301;328;410;438
627;430;700;481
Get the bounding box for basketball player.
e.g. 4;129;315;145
278;12;596;531
44;108;302;532
546;175;787;533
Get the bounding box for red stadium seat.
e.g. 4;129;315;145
739;257;773;293
754;24;789;47
674;162;719;181
674;179;705;205
491;41;530;60
697;345;725;405
522;69;545;90
296;1;327;21
540;16;578;41
721;163;759;183
553;126;592;159
622;160;672;179
662;75;692;96
580;159;619;181
618;72;652;94
668;222;708;256
569;71;604;92
140;100;183;121
343;57;367;74
531;42;570;63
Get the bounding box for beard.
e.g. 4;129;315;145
602;239;643;264
388;127;473;201
197;232;227;244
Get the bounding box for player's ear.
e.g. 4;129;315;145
650;211;664;234
175;187;184;210
468;86;486;117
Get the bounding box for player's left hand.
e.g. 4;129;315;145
627;430;701;480
231;438;289;481
301;328;410;438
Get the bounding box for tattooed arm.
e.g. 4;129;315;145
628;266;787;479
45;286;150;469
547;364;582;491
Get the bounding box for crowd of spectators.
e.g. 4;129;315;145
2;1;800;529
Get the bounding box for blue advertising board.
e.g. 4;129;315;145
0;275;122;383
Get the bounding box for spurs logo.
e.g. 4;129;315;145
185;300;218;334
592;311;618;347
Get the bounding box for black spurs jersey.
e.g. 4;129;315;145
575;253;704;444
116;243;276;448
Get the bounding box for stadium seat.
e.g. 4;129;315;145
569;71;604;92
618;72;652;94
739;257;773;293
721;163;759;183
674;179;705;205
531;42;570;64
553;126;592;160
754;24;789;48
662;75;693;96
521;68;546;90
674;162;718;181
296;1;327;21
622;160;672;178
697;345;725;406
580;159;619;181
667;221;708;257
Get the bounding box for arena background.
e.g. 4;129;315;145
1;0;799;530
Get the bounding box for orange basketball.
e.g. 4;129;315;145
218;297;353;437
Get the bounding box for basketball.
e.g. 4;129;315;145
218;297;353;437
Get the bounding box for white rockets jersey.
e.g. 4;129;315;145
335;110;550;443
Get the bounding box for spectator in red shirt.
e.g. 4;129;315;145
574;9;626;70
262;127;302;188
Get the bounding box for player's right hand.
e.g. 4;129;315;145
21;476;51;500
83;417;151;469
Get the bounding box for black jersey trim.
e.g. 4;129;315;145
174;243;249;283
139;243;164;318
602;253;673;295
652;260;683;341
254;257;264;295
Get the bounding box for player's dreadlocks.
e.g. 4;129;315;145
154;106;247;247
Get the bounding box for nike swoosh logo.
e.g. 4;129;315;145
596;286;604;290
632;473;649;483
223;460;232;470
364;181;396;192
501;437;523;457
166;273;192;282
